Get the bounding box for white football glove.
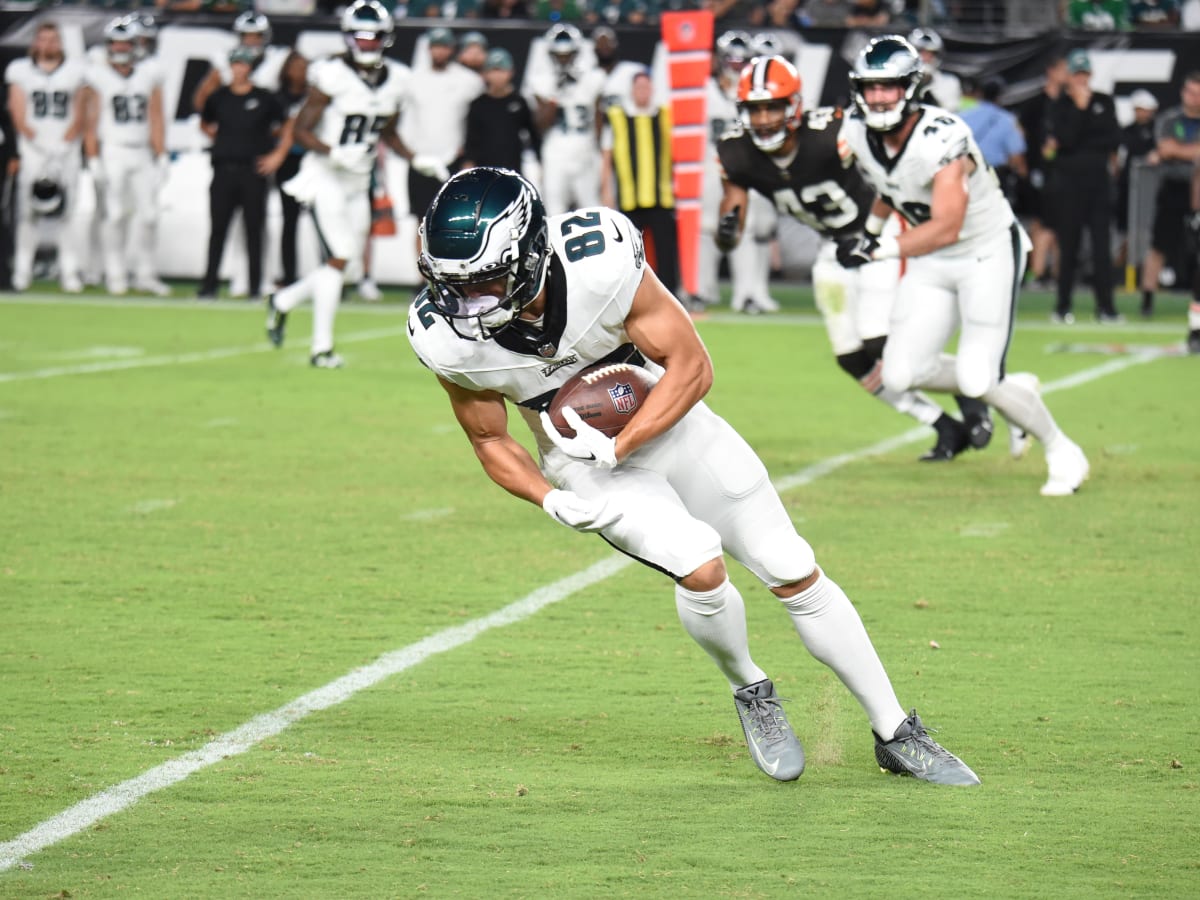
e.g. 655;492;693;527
411;154;451;182
542;489;623;533
329;143;374;175
539;408;618;469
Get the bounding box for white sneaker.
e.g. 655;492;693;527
133;276;171;297
61;273;84;294
357;278;382;302
1041;438;1089;497
1003;372;1040;460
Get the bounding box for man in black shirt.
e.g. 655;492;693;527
461;49;538;173
198;46;288;300
1045;48;1123;323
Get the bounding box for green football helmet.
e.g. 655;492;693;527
418;167;550;340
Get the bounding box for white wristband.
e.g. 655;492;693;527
865;212;888;236
872;235;900;261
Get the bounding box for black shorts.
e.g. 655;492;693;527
408;168;443;218
1152;180;1192;258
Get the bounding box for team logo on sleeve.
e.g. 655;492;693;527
608;381;637;414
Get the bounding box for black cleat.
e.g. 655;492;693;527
1189;330;1200;356
920;414;969;462
265;295;287;348
955;396;993;450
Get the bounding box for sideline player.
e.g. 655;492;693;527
6;20;86;292
408;165;980;786
81;17;169;296
838;36;1088;496
529;23;605;216
265;0;416;368
717;54;989;460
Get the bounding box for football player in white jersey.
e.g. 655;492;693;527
6;21;87;292
407;166;980;787
717;54;990;461
698;32;778;313
81;17;169;296
838;36;1089;497
908;28;961;112
530;24;606;217
265;0;418;368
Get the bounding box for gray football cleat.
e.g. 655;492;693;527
874;709;980;786
733;679;805;781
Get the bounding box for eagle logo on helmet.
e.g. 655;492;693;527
418;167;551;341
736;55;803;152
849;35;925;133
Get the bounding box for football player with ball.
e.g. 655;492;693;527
408;166;979;786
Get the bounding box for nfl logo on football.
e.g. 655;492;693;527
608;382;636;414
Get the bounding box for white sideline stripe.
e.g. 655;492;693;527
0;350;1164;873
0;326;410;385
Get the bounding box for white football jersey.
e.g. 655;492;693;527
5;57;85;149
840;106;1014;258
309;55;407;155
400;62;482;161
408;207;655;457
706;77;738;157
85;60;162;148
531;67;606;142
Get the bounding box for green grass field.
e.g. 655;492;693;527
2;285;1198;898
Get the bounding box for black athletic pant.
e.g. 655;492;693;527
276;152;302;287
200;160;268;297
1055;161;1117;318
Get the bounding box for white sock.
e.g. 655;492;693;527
675;579;767;689
779;572;905;738
1189;300;1200;331
310;264;344;355
273;268;317;313
983;377;1061;446
865;358;943;426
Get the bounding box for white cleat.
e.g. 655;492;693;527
357;278;382;302
133;276;171;297
107;278;128;296
61;274;84;294
1041;438;1090;497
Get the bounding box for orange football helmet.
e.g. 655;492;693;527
736;55;802;152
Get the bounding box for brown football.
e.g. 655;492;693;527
547;363;657;439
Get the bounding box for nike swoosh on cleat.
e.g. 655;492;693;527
750;742;781;776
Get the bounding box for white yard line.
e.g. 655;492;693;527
0;350;1167;873
0;326;410;385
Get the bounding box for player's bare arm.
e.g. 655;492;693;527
192;67;221;116
440;377;553;506
149;85;165;157
895;157;971;257
80;85;99;158
293;87;333;155
616;268;715;460
1159;135;1200;164
378;113;416;162
64;86;86;144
